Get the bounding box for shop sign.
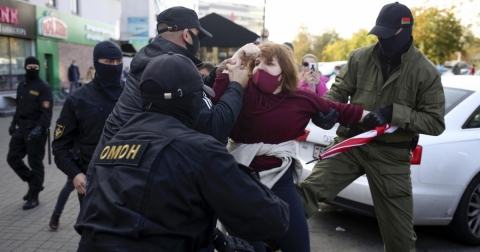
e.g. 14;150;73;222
0;6;19;25
85;24;113;42
38;11;68;39
0;0;36;39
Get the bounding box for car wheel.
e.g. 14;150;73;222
449;174;480;245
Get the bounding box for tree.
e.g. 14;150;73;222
312;30;340;60
291;25;314;63
321;29;377;61
412;6;463;65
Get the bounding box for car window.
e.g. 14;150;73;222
444;87;473;114
464;108;480;129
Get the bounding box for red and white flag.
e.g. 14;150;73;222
319;124;398;160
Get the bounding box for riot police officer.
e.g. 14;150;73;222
7;56;53;210
75;53;289;251
51;41;124;224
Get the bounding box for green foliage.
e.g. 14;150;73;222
291;26;339;63
412;6;463;64
322;29;377;61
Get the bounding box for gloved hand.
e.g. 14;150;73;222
312;108;339;130
9;124;16;136
213;228;254;252
363;105;393;129
28;125;44;141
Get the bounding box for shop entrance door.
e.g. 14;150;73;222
44;54;53;85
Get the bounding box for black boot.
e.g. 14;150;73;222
23;191;40;210
23;176;33;201
49;212;61;230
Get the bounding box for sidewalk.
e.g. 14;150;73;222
0;106;80;252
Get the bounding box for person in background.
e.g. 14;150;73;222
7;56;53;210
198;62;215;77
452;62;461;75
123;66;130;79
298;54;329;97
84;66;95;83
50;41;124;230
298;3;446;251
437;63;445;75
469;64;475;75
68;60;80;95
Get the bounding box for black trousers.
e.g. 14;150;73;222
7;129;47;192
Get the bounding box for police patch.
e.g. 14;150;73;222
43;101;50;109
29;90;39;96
95;140;150;166
54;124;65;139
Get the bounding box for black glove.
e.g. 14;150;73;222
363;105;393;129
312;108;339;130
213;228;254;252
28;125;44;140
9;124;16;136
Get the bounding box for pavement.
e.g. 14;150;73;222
0;105;81;252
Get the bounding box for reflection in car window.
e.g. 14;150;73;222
465;109;480;129
444;87;473;114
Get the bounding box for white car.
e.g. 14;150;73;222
296;75;480;245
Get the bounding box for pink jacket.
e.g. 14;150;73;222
298;75;330;97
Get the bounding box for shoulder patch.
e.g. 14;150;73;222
95;140;150;166
29;90;39;96
54;124;65;139
43;101;50;109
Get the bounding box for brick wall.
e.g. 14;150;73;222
58;42;94;88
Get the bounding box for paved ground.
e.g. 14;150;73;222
0;106;80;252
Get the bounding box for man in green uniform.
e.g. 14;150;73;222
298;2;445;251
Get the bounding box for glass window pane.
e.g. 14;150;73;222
71;0;78;13
0;37;11;91
9;37;31;90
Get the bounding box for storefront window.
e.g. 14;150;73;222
0;37;32;91
0;37;11;91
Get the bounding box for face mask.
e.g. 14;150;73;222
25;69;39;79
186;30;200;56
94;61;123;100
378;27;412;58
252;70;281;94
73;63;77;66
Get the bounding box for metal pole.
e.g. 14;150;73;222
261;0;266;41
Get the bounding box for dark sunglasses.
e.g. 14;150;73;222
302;62;309;67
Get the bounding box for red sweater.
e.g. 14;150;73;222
212;73;363;172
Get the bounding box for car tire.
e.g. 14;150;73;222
449;173;480;245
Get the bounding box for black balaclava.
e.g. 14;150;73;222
185;30;200;56
24;56;40;80
378;26;412;59
93;41;124;100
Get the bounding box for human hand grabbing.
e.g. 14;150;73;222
227;64;248;88
363;105;393;129
231;43;260;67
28;125;44;141
312;108;339;130
216;58;236;75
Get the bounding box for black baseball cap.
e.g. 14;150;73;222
157;6;212;39
140;52;215;101
369;2;414;39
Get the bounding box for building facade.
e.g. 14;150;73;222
120;0;199;52
0;0;36;99
0;0;122;110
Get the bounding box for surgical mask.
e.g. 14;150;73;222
73;63;77;66
186;30;200;56
378;27;412;59
252;70;282;94
25;69;39;79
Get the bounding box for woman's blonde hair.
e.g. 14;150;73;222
247;43;299;94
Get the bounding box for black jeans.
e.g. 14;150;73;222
7;128;47;192
54;178;75;215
